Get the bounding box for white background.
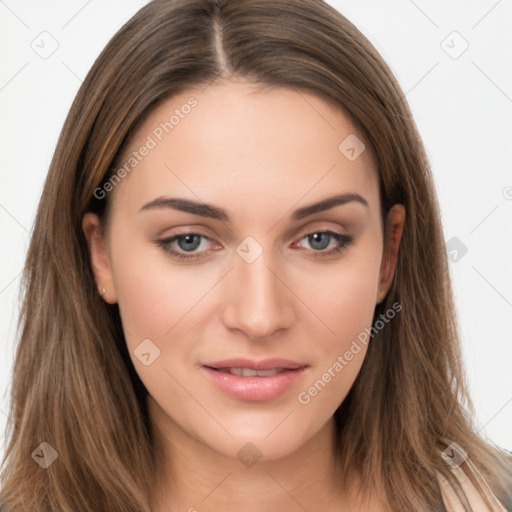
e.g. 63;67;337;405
0;0;511;464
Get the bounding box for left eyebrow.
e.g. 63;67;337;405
139;193;369;222
291;193;368;220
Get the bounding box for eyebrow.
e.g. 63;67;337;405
139;193;368;221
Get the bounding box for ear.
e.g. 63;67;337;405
376;204;405;304
82;213;118;304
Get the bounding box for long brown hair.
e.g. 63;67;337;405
1;0;511;510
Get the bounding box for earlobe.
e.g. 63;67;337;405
376;204;405;304
82;213;117;303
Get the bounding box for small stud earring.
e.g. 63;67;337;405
100;288;106;295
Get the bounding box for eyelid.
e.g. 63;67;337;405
293;229;353;256
157;222;349;247
156;232;219;261
295;224;347;239
156;225;353;262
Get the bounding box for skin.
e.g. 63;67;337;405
83;79;405;511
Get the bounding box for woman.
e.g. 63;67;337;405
0;0;511;510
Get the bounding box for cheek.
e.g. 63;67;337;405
303;241;382;346
108;236;213;408
295;236;382;399
108;226;208;347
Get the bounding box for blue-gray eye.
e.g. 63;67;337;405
308;232;331;250
176;234;202;251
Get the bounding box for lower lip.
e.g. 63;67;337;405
200;366;308;401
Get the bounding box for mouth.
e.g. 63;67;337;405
200;359;309;401
210;367;295;377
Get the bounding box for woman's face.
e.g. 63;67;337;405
83;80;404;462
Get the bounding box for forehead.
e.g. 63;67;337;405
110;80;379;221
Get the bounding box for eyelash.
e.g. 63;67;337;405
156;230;354;261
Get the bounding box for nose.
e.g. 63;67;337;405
221;248;295;340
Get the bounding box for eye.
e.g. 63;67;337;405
157;229;353;262
294;230;353;258
157;232;219;261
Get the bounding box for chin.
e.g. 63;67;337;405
200;421;317;464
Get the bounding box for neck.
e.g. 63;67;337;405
148;398;354;511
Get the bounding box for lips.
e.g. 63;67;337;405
200;358;309;401
203;357;307;371
216;367;285;377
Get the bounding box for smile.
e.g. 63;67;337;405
216;367;287;377
201;365;309;401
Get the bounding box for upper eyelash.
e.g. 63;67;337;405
157;233;215;261
293;231;353;259
157;230;353;261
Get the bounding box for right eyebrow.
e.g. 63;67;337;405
139;193;369;222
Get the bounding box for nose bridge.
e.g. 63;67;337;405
222;239;294;339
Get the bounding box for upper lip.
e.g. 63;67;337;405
203;358;308;371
